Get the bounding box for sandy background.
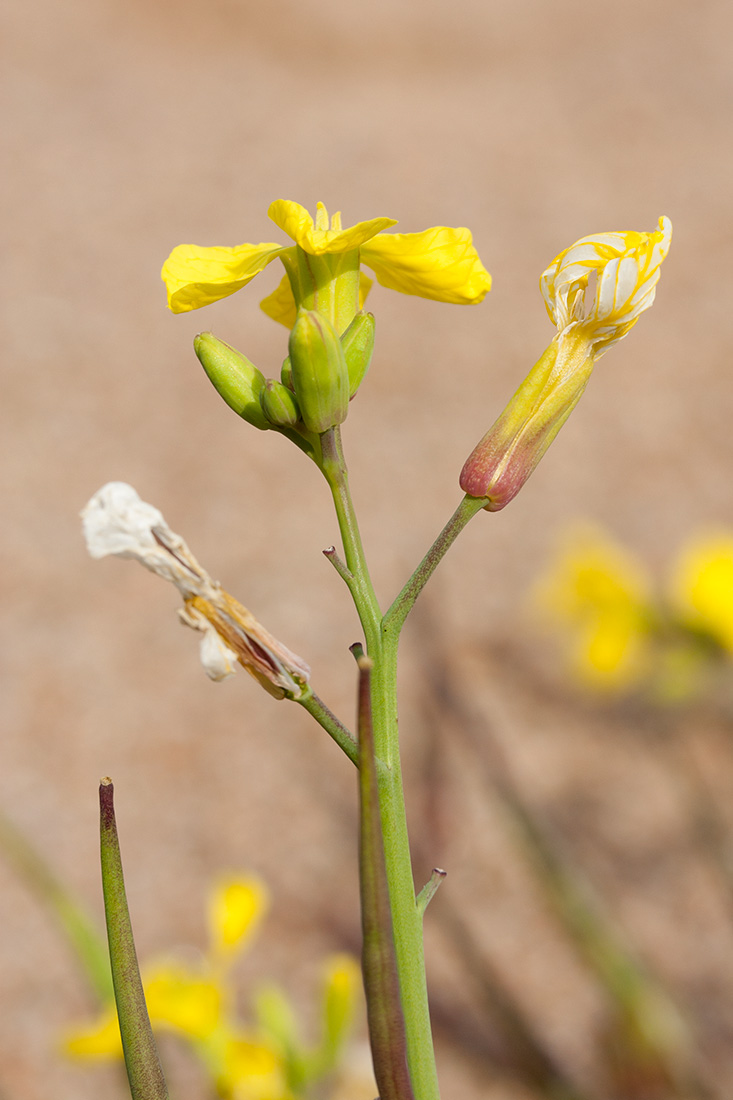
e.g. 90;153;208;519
3;1;733;1097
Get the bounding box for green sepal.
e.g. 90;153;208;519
194;332;269;431
261;379;301;428
341;311;375;397
288;309;349;434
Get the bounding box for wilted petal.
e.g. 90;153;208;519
361;225;492;304
162;241;285;313
82;483;311;697
82;481;210;593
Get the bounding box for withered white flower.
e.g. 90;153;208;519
81;482;310;698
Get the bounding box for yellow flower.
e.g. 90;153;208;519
161;199;491;319
321;953;362;1057
208;875;269;963
143;961;226;1038
669;533;733;652
63;1009;122;1058
218;1031;292;1100
533;525;653;690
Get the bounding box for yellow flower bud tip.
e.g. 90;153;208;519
540;215;672;357
82;483;311;696
162;200;491;314
288;308;350;434
194;332;269;431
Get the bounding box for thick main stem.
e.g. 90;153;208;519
320;427;441;1100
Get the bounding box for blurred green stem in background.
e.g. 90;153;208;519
0;804;112;1004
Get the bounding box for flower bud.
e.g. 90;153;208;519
280;355;294;391
461;216;672;512
260;378;301;428
194;332;269;431
340;310;375;397
288;309;349;434
460;329;594;511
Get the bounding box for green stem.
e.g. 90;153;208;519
296;689;359;767
318;427;442;1100
319;426;382;649
0;806;113;1004
383;495;485;638
99;779;168;1100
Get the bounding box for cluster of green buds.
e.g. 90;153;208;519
161;198;491;464
194;306;375;456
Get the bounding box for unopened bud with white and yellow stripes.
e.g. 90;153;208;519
461;216;672;511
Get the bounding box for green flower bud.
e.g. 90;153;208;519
194;332;269;431
260;378;301;428
340;311;375;397
288;309;349;434
280;355;294;392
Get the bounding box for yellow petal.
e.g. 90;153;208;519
360;226;492;304
63;1010;122;1060
144;961;226;1038
670;533;733;652
261;271;373;328
259;273;297;328
219;1032;290;1100
162;242;285;313
574;610;650;690
322;953;361;1053
208;875;269;959
268;200;397;255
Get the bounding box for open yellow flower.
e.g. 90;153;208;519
161;199;491;322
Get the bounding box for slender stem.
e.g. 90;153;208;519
416;868;447;917
384;495;485;638
0;806;113;1004
99;779;168;1100
297;689;359;767
319;426;382;649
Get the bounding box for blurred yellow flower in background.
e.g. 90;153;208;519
669;533;733;652
63;873;365;1100
533;525;653;691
